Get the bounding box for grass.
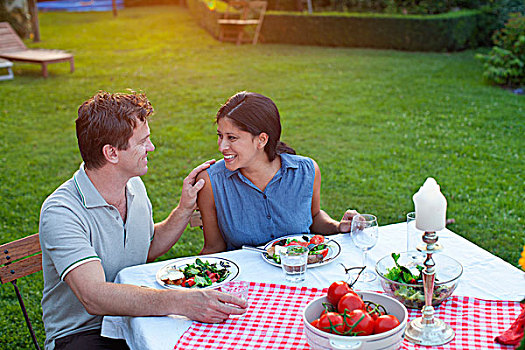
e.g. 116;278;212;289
0;5;523;348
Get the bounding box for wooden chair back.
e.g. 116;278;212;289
0;22;28;53
218;1;267;45
0;233;42;350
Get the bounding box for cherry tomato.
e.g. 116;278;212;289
310;318;321;329
366;303;385;321
337;292;364;314
374;315;401;334
319;312;345;334
343;309;375;336
309;235;325;245
327;281;355;306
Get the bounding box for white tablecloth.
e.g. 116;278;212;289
101;222;525;350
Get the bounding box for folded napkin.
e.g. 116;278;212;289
495;300;525;348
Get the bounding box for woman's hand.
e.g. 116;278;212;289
338;209;359;232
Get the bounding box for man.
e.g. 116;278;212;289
39;91;246;350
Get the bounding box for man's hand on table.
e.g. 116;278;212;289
179;289;247;323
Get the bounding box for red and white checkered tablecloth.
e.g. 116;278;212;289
173;282;520;350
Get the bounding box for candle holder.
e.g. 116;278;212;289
404;230;455;345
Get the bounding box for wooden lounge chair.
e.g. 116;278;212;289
0;22;74;78
218;1;267;45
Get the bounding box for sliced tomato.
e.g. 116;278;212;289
182;277;196;287
285;240;308;247
318;247;329;258
309;235;325;245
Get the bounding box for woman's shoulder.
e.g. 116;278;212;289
281;153;316;169
205;159;228;177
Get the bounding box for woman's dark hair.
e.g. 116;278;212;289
216;92;295;161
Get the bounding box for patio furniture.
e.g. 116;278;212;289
0;233;42;350
0;22;74;78
0;58;14;80
218;1;267;45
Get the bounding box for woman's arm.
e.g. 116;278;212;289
148;160;214;261
309;159;358;234
196;171;227;254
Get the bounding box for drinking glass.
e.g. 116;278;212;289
350;214;379;282
220;281;249;318
280;245;308;283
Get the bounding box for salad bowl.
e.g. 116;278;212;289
375;252;463;309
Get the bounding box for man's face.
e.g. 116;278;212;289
117;120;155;177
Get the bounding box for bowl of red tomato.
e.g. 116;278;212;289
303;281;408;350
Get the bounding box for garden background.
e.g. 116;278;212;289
0;2;523;348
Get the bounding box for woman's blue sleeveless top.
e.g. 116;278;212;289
207;153;315;250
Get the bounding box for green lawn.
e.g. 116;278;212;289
0;5;523;348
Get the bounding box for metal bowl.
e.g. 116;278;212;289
375;252;463;309
303;291;408;350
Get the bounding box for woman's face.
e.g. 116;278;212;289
217;117;264;171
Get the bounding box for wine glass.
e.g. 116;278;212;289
350;214;379;283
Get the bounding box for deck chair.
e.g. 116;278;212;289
218;1;267;45
0;233;42;350
0;22;74;78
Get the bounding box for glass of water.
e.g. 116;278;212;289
220;281;249;318
280;245;308;283
350;214;379;282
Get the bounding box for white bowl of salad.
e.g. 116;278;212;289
375;252;463;309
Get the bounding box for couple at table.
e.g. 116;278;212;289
39;90;359;350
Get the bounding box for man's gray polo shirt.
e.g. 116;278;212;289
39;164;154;349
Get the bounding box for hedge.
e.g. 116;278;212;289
187;0;485;51
261;10;483;51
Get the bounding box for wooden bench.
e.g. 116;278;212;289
0;22;74;78
0;233;43;350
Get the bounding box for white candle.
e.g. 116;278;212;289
412;177;447;231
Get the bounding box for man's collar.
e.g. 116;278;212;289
73;163;136;208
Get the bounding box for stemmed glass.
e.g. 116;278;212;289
350;214;379;283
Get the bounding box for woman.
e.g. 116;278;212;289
196;91;358;254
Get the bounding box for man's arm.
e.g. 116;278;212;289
65;260;246;323
147;160;215;261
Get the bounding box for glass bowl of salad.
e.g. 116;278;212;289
375;252;463;309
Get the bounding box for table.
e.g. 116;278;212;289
101;223;525;350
